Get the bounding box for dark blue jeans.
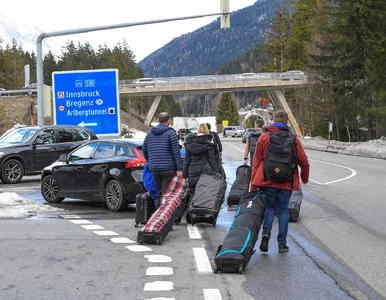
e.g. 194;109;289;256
260;187;292;245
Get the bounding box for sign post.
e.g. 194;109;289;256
52;69;120;136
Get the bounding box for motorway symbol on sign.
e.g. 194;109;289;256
52;69;120;136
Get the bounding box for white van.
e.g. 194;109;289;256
223;126;245;138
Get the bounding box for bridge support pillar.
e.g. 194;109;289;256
267;89;303;138
144;95;163;126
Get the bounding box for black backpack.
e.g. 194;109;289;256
264;131;298;184
248;131;262;156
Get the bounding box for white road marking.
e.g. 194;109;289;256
93;231;119;236
69;220;92;224
223;142;244;152
110;237;135;244
187;224;202;239
126;245;153;252
203;289;223;300
144;281;174;291
144;255;172;263
81;225;104;230
145;267;173;276
144;298;175;300
309;159;357;185
60;215;81;219
193;248;212;273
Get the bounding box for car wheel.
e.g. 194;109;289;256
105;179;128;212
1;159;24;184
41;175;65;203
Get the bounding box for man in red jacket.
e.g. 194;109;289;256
251;110;310;253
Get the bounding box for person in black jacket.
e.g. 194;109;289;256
206;122;226;179
183;123;220;194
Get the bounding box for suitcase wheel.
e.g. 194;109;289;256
213;220;217;227
134;223;139;228
137;237;143;245
238;266;244;275
213;264;218;274
156;238;161;245
216;245;222;255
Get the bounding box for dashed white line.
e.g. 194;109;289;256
69;219;92;224
110;237;135;244
144;281;174;291
145;267;173;276
93;230;119;236
144;298;175;300
203;289;223;300
126;245;153;252
193;248;213;273
60;214;81;219
81;225;104;230
144;255;172;263
187;224;202;239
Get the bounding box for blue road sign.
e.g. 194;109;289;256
52;69;120;136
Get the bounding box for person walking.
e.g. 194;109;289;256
183;123;220;195
142;112;183;207
243;118;265;166
250;110;309;253
206;122;226;178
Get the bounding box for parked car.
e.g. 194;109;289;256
223;126;245;138
0;125;98;184
41;139;146;212
242;128;255;143
280;70;306;80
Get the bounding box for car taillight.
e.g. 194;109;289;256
125;148;146;168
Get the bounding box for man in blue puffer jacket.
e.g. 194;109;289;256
142;112;183;207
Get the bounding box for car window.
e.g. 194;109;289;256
35;129;55;144
69;143;98;161
93;143;116;159
236;126;244;130
58;128;74;143
73;129;90;141
116;145;126;156
0;128;37;144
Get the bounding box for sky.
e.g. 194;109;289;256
3;0;257;62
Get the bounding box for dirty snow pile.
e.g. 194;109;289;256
0;192;64;219
302;136;386;160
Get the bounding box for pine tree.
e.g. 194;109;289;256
216;92;240;125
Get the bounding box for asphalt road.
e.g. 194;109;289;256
0;136;385;300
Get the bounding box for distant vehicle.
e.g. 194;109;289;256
41;139;146;212
177;128;192;141
132;78;167;88
223;126;245;138
186;75;216;85
22;83;38;89
0;125;98;184
280;70;306;80
242;128;255;143
234;73;261;81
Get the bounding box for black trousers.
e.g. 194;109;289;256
152;170;177;208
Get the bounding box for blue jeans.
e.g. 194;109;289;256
260;187;292;245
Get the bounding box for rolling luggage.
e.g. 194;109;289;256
227;165;251;206
134;192;155;228
137;177;188;245
188;173;227;227
289;186;303;222
214;191;266;274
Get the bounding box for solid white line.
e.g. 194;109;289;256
126;245;153;252
144;298;175;300
143;281;174;291
69;220;92;224
145;267;173;276
203;289;223;300
309;158;357;185
110;237;135;244
93;231;119;236
187;224;202;239
144;255;172;263
81;225;104;230
60;215;81;219
193;248;212;273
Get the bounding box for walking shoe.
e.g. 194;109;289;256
278;244;289;253
259;230;270;252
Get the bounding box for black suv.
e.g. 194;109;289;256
0;125;98;184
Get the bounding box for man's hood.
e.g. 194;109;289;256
151;124;174;135
265;122;290;132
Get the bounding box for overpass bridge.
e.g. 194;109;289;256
118;73;308;137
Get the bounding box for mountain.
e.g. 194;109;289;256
138;0;283;77
0;14;59;54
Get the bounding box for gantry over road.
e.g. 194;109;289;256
118;72;308;137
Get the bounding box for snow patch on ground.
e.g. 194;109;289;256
0;192;64;219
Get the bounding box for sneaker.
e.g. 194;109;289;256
260;230;270;252
278;244;289;253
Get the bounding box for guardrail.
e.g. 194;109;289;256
0;89;37;97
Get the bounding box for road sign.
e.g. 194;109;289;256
52;69;120;136
222;120;228;126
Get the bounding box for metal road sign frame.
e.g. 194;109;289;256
52;69;120;136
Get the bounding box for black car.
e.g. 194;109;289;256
41;139;146;212
0;125;98;184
